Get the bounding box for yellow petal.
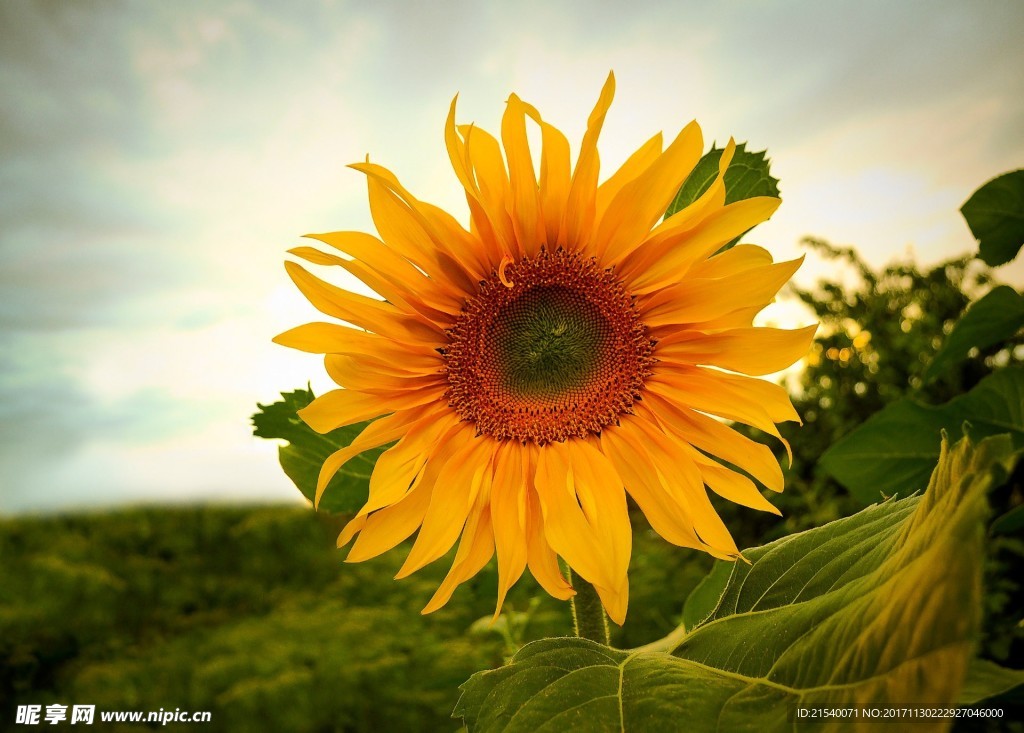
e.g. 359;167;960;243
323;352;441;381
688;447;781;515
601;424;705;552
648;366;798;441
626;416;740;558
567;439;631;586
324;355;445;395
523;477;574;601
619;139;736;278
502;93;542;257
490;442;529;618
356;165;478;294
284;261;444;347
444;94;476;192
622;196;781;293
342;257;454;324
692;304;766;331
314;407;428;508
533;442;603;588
298;388;392;434
273;322;438;362
567;439;632;624
595;120;703;263
397;435;492;578
345;421;472;560
289;249;441;324
522;101;571;249
445;97;505;267
686;242;774;279
656;324;818;376
598;580;630;628
644;394;784;493
461;124;517;257
345;470;433;561
564;72;615;252
358;411;462;521
534;441;628;620
421;503;494;615
417;199;492;281
642;257;804;328
595;132;663;226
355;167;435;268
337;515;367;548
304;230;464;314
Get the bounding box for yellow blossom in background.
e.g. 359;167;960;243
275;73;815;624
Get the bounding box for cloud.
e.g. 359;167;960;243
2;0;1023;513
0;330;196;513
0;4;151;159
0;323;309;514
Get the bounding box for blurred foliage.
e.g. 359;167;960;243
0;506;705;732
0;507;509;732
706;238;1024;730
791;237;1019;449
709;239;1004;542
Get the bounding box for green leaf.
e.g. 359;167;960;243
820;368;1024;503
923;285;1024;383
681;559;731;632
665;143;779;251
456;435;1017;732
252;388;386;514
958;658;1024;706
961;169;1024;267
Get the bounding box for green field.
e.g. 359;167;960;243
0;505;713;732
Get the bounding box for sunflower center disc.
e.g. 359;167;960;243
443;249;655;443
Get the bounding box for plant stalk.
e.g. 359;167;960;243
563;563;610;646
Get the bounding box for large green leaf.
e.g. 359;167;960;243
680;559;731;632
665;143;779;252
456;435;1020;732
819;368;1024;503
923;285;1024;383
252;388;386;514
961;169;1024;267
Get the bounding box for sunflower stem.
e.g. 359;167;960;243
562;562;610;646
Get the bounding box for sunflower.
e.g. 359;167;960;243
275;73;814;625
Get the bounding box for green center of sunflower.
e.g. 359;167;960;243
491;285;611;400
442;248;655;444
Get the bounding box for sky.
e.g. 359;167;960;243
2;0;1023;514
